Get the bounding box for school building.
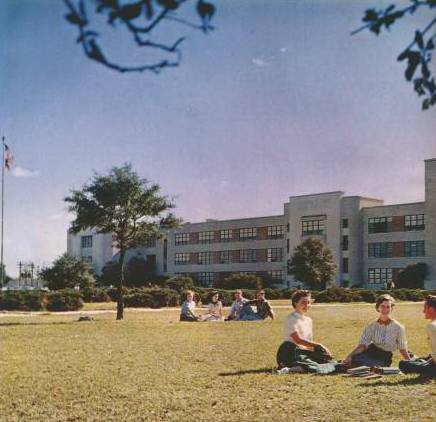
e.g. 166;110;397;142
67;158;436;289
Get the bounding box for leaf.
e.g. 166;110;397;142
65;12;83;26
426;38;435;50
157;0;179;10
118;2;143;21
415;31;424;49
363;9;378;22
397;49;410;61
88;40;106;63
422;98;430;110
405;51;421;81
385;4;395;13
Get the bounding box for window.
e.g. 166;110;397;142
268;270;284;281
239;227;257;240
219;250;232;264
239;249;256;263
286;239;290;254
144;237;156;248
267;225;284;239
175;253;190;265
196;272;214;286
81;235;93;249
368;242;393;258
175;233;190;245
301;219;325;236
81;255;92;264
287;223;290;233
342;235;349;251
220;229;233;242
342;218;349;229
198;231;214;243
342;258;349;274
404;214;425;231
198;251;214;265
267;248;283;262
368;217;392;234
368;268;393;284
404;240;425;257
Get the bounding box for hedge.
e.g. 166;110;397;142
0;290;83;312
124;288;179;308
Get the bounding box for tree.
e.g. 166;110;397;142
99;260;120;286
40;253;95;290
214;273;263;291
287;237;337;290
64;0;216;74
396;263;427;288
65;164;179;319
125;255;156;286
354;1;436;110
0;264;12;287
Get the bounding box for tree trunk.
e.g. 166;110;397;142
116;248;126;320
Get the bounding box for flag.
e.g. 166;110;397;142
4;144;13;171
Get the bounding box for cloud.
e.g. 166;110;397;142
12;166;40;178
252;57;267;67
280;47;287;53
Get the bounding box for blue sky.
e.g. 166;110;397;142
1;0;435;276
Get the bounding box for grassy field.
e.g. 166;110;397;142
0;303;435;421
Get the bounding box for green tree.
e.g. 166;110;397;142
396;263;427;288
354;1;436;110
98;261;119;286
64;0;216;74
125;255;156;286
40;253;95;290
287;237;337;290
65;164;179;320
215;273;263;291
0;264;12;287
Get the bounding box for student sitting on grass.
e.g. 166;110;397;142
399;295;436;378
276;290;335;374
239;289;274;321
225;289;248;321
180;290;200;322
343;294;411;368
201;292;224;321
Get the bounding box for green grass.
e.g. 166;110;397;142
0;303;435;421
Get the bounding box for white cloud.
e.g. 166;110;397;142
280;47;287;53
12;166;40;178
252;57;267;67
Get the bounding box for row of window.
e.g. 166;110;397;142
368;268;392;284
301;219;325;236
368;241;425;258
174;248;284;265
368;214;425;234
175;225;285;245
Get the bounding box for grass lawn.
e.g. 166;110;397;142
0;303;435;421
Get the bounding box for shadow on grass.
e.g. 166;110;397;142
219;367;273;376
357;375;435;387
0;321;75;327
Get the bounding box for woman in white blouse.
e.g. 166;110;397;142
276;290;334;373
201;292;224;321
343;294;411;367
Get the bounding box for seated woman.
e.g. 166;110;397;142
201;292;224;321
343;294;411;368
399;295;436;378
180;290;199;322
276;290;335;374
239;290;274;321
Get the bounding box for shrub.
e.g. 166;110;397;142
0;291;44;311
80;287;111;303
164;276;195;292
124;288;179;308
45;290;83;311
396;263;427;289
216;273;263;290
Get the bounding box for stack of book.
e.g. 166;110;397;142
345;366;381;379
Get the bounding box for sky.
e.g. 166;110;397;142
1;0;435;277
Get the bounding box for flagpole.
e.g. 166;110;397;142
1;136;4;286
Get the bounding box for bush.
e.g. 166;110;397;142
164;276;195;292
45;290;83;311
124;288;179;308
0;291;44;311
215;274;263;290
80;287;111;303
396;263;427;289
106;286;129;302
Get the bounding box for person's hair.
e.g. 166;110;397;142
257;289;265;296
291;290;311;308
185;290;194;298
425;295;436;310
234;289;242;295
375;294;395;310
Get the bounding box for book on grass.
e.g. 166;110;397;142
346;366;371;375
374;367;401;375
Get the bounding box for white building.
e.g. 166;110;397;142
67;158;436;289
